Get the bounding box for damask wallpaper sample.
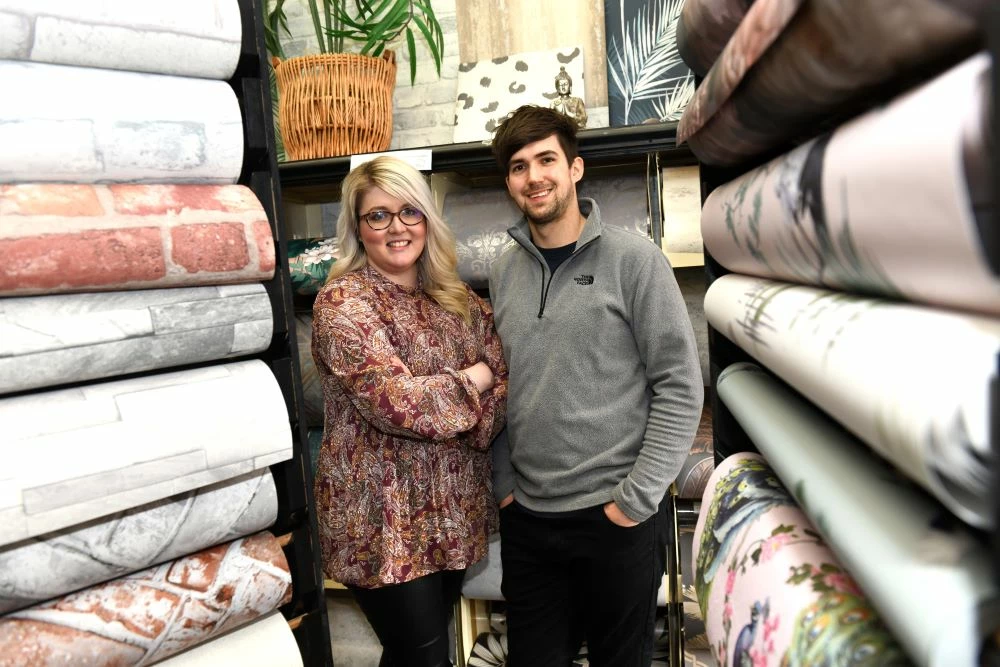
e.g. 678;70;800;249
294;312;324;428
156;611;303;667
693;453;907;667
452;46;586;144
604;0;695;125
717;362;1000;666
676;0;757;77
700;54;997;316
0;0;242;80
0;360;292;547
0;283;273;394
0;531;292;666
677;0;987;166
704;274;1000;529
0;184;275;296
0;469;277;614
0;61;244;183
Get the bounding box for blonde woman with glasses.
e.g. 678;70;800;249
312;156;507;667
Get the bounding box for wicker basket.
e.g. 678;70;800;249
272;52;396;160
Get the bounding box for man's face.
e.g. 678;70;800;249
505;134;583;226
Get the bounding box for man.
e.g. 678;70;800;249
488;105;703;666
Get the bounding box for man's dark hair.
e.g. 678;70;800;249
490;105;580;173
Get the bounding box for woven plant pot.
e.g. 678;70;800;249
272;52;396;160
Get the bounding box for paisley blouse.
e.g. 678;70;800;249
312;266;508;587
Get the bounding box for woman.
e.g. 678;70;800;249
312;156;507;667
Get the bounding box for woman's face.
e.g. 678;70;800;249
357;186;427;287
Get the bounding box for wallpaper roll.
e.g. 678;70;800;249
0;0;242;80
0;283;273;394
0;184;275;296
0;531;293;666
692;453;907;666
717;362;1000;666
701;54;998;316
0;360;293;548
704;274;1000;528
676;0;987;166
0;469;277;615
156;611;303;667
677;0;796;77
294;313;324;428
0;61;244;183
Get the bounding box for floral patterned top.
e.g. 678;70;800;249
312;266;508;587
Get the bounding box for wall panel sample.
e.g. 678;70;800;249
700;54;998;315
0;360;292;547
0;184;275;296
0;283;273;394
0;61;243;183
0;469;277;614
676;0;987;166
0;531;292;666
0;0;242;80
693;453;907;666
156;611;303;667
676;0;760;76
717;362;1000;666
704;274;1000;528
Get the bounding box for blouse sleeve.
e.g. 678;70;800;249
313;294;484;441
461;291;508;451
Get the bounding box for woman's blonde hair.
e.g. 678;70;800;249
327;156;470;323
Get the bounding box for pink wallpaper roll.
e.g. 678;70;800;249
0;184;275;296
0;531;292;666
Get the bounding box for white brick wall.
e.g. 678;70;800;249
270;0;459;150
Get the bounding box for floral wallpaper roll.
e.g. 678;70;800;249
704;273;1000;528
693;453;908;666
676;0;761;76
0;469;277;615
0;531;293;666
717;362;1000;666
700;54;998;316
0;184;275;296
676;0;987;166
0;61;244;183
287;237;337;295
0;360;292;548
0;283;273;394
156;611;303;667
0;0;242;80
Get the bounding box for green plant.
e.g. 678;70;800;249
265;0;445;85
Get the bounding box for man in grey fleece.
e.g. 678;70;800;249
487;105;703;666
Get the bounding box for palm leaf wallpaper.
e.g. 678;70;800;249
606;0;694;126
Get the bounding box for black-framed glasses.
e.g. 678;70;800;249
360;207;426;230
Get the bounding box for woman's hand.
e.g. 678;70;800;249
462;361;495;394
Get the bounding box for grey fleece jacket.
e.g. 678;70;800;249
488;198;704;523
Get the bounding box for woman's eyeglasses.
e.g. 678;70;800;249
360;207;426;230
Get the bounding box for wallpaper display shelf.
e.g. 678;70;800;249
0;283;273;394
0;469;277;615
0;360;292;547
0;531;292;666
700;54;997;316
677;0;988;166
0;61;244;183
157;611;303;667
693;452;907;666
0;0;242;80
705;273;999;529
0;184;275;296
717;363;1000;666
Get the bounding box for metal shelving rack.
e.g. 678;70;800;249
230;0;334;663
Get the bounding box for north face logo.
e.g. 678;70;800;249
574;275;594;285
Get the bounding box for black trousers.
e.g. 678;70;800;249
350;568;466;667
499;499;667;667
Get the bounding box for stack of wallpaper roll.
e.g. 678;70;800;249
678;1;999;664
0;2;302;664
